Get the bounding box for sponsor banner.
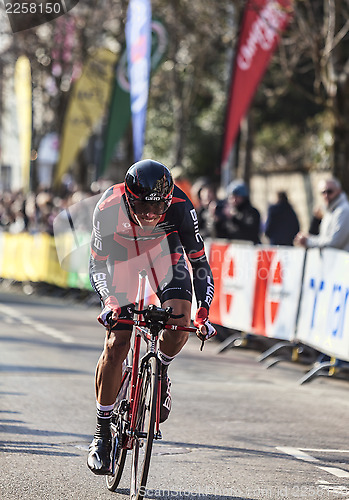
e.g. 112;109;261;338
0;233;71;289
209;243;304;339
126;0;152;162
209;242;256;331
251;246;305;340
221;0;292;176
100;19;168;174
14;56;32;192
54;48;117;187
2;65;21;190
37;132;60;188
297;249;349;362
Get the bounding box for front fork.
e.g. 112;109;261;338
126;352;162;447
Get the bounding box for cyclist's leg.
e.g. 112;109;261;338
156;299;191;424
95;328;131;406
154;256;193;423
88;304;133;475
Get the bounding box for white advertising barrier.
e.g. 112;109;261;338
251;246;306;341
221;243;256;331
296;248;349;362
209;242;257;332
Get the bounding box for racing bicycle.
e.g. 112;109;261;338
105;271;199;499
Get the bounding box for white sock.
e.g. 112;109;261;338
158;349;176;366
96;401;115;419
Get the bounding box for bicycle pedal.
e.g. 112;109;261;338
154;430;162;440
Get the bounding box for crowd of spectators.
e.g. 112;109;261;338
192;177;263;245
193;175;349;251
2;174;349;252
0;183;102;236
0;176;301;247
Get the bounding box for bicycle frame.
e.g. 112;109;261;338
116;271;197;449
107;271;199;497
129;273;147;436
122;271;147;450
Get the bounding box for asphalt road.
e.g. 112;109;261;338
1;287;349;500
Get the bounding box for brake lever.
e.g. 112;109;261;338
196;328;205;351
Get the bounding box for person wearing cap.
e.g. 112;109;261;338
294;177;349;251
213;180;261;244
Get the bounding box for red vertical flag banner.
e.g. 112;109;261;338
221;0;293;174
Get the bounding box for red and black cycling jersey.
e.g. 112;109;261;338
89;183;214;311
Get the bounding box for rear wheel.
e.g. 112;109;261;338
130;355;158;500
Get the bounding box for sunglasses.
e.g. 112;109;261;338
132;200;167;216
321;189;334;196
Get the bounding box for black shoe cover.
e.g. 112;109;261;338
87;437;112;475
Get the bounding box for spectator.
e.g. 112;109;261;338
294;177;349;251
264;191;300;246
214;180;261;244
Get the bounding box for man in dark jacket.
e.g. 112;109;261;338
214;181;261;244
264;191;300;246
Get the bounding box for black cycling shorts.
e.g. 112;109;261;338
110;255;192;332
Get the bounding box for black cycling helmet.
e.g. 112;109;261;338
124;159;174;215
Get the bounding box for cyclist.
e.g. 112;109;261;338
87;159;216;475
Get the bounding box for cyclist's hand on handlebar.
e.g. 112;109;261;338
193;306;217;342
97;296;121;327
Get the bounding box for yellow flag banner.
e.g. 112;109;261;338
14;56;32;192
54;48;118;187
0;233;88;289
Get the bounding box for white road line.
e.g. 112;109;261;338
277;447;318;462
317;466;349;478
0;304;22;316
32;322;74;344
0;304;73;344
277;447;349;479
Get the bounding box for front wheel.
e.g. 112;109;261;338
130;355;158;500
106;363;132;492
106;438;127;491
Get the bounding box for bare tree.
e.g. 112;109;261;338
148;0;236;171
285;0;349;191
